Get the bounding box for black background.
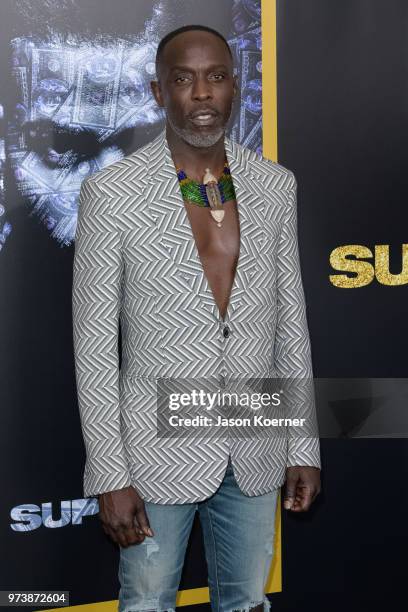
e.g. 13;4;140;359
0;1;407;611
274;0;408;609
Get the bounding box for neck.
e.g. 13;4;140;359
165;122;227;182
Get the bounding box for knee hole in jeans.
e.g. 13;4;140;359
231;594;271;612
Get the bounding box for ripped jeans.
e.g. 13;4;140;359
118;456;279;612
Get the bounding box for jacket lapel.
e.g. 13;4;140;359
142;128;267;322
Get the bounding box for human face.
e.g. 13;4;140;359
7;34;165;247
151;30;237;148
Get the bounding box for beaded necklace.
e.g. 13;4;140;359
176;161;236;227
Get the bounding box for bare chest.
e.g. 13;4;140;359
184;199;240;321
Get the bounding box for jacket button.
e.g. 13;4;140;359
223;325;230;338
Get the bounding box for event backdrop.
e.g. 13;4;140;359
0;1;278;611
1;1;408;611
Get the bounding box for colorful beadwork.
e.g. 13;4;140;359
176;163;236;207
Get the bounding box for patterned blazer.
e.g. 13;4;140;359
72;127;321;503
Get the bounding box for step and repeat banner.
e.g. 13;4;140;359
1;1;407;611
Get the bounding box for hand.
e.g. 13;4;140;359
98;486;154;547
283;466;321;512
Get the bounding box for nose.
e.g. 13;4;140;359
191;76;212;100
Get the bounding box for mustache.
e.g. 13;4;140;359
187;108;220;119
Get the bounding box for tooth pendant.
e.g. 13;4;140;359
210;209;225;227
203;167;225;228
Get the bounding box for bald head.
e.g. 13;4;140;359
155;24;233;79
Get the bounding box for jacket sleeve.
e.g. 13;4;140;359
72;177;132;497
273;172;321;469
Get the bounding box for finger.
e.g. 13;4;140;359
133;516;147;536
290;500;302;512
297;488;314;512
116;515;147;546
118;531;130;547
288;484;311;512
289;497;306;512
115;523;144;548
121;525;146;546
103;517;133;547
290;489;304;511
105;524;121;546
300;483;319;505
284;497;295;510
283;474;298;510
135;507;154;537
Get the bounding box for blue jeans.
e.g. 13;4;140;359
118;456;280;612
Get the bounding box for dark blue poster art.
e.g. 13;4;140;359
0;0;262;252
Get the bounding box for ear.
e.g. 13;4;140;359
150;80;164;108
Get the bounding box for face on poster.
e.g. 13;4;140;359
0;0;262;251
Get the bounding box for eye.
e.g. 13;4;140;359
211;73;226;80
175;75;190;83
22;120;100;169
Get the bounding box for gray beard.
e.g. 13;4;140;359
167;114;226;148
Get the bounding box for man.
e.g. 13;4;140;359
72;24;321;612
